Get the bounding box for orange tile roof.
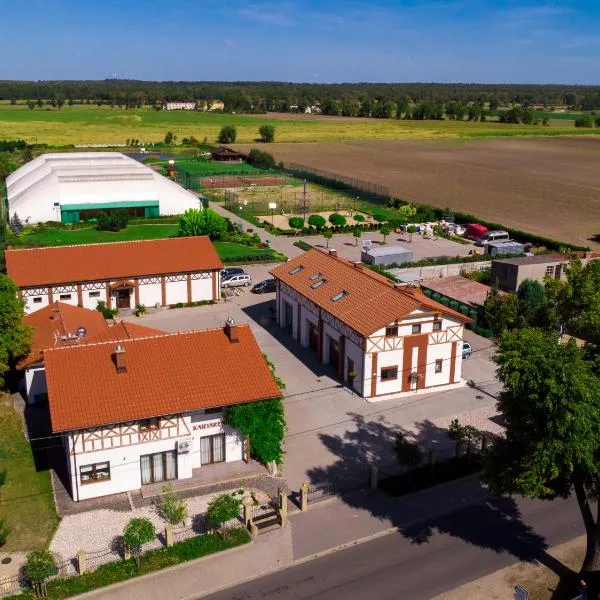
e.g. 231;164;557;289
44;325;281;432
271;249;470;336
19;302;109;369
5;237;223;288
19;305;165;370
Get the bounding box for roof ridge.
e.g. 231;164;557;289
43;324;251;353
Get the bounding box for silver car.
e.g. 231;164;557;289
221;274;252;288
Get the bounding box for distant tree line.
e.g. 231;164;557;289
2;80;600;112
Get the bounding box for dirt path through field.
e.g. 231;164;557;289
234;137;600;247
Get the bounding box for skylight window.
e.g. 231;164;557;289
310;279;327;289
330;290;349;302
308;272;322;281
289;265;304;275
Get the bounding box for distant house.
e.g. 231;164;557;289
162;102;196;111
420;275;493;319
209;99;225;111
491;254;568;292
211;147;242;162
18;302;162;403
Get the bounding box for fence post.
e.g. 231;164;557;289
250;523;259;539
76;550;87;575
279;490;288;527
300;483;309;512
243;496;253;527
165;524;173;547
369;464;378;490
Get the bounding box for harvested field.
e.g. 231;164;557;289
234;137;600;247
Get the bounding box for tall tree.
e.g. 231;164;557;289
517;279;548;327
483;329;600;589
217;125;237;144
178;208;227;239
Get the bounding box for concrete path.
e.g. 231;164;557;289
77;476;491;600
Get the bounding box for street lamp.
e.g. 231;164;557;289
268;202;277;226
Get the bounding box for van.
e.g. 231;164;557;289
475;230;510;247
221;274;252;288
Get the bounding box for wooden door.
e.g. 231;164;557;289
117;289;131;309
402;334;428;391
309;323;318;351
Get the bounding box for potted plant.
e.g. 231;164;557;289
135;304;147;318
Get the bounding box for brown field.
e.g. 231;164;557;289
234;137;600;247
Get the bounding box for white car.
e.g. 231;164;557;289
221;274;252;288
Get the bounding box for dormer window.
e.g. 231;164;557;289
331;290;349;302
309;272;322;281
310;279;327;289
289;265;304;275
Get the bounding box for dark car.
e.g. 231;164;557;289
221;267;245;280
251;279;277;294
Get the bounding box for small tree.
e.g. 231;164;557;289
0;518;8;547
406;225;417;242
9;212;23;234
380;225;391;243
25;549;57;597
259;124;275;143
96;300;118;320
328;213;346;227
323;230;333;248
178;208;227;239
307;214;326;229
123;518;155;569
217;125;237;144
164;131;176;145
206;494;241;538
159;484;188;525
395;433;422;485
354;214;365;223
288;217;304;234
353;228;362;246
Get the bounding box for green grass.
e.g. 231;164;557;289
0;104;598;146
0;398;60;551
6;226;286;263
6;528;250;600
176;159;266;177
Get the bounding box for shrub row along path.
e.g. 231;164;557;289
78;476;582;600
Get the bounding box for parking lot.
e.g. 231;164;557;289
126;264;501;489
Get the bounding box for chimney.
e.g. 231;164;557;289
352;261;363;270
328;249;337;257
113;344;127;373
224;317;239;343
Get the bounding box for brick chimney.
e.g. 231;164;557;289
113;344;127;373
328;249;338;257
224;317;239;343
352;261;363;270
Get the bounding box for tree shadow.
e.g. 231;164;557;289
306;413;577;588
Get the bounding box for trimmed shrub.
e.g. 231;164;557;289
308;214;326;228
373;211;388;222
354;214;365;222
440;297;450;306
423;289;432;297
449;299;459;309
432;292;441;301
288;217;304;231
329;213;346;227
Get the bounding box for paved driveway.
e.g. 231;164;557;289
127;276;500;490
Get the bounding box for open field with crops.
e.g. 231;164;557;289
0;105;597;146
233;137;600;248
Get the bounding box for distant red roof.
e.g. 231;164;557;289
6;237;223;288
44;325;281;432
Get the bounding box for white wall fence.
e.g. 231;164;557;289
389;260;490;282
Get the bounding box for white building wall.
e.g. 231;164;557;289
23;291;51;314
300;305;318;347
425;342;454;387
322;322;340;365
166;280;188;305
345;336;364;395
25;366;47;402
81;288;107;310
375;349;405;396
190;277;213;302
138;282;162;307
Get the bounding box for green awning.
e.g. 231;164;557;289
60;201;159;211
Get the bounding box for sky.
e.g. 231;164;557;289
2;0;600;84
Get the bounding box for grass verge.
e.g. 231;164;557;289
213;241;286;263
6;528;250;600
0;397;59;551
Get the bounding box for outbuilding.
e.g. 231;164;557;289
361;245;413;266
5;237;223;314
211;147;242;162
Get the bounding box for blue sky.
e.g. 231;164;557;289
3;0;600;83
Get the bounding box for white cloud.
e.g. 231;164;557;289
221;39;235;46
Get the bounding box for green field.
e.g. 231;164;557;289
6;225;285;263
176;158;266;176
0;104;597;146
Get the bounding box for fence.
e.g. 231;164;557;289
176;170;292;192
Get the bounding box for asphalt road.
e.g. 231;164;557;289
201;495;583;600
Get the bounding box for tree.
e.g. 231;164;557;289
328;213;346;227
27;100;35;110
353;228;362;246
96;300;118;320
0;274;32;386
247;148;276;169
288;217;304;234
206;494;241;538
123;518;155;569
517;279;548;326
307;214;326;229
178;208;227;239
164;131;177;145
217;125;237;144
395;433;422;473
226;398;286;465
372;211;388;223
406;224;417;242
483;328;600;588
159;484;189;525
9;212;23;234
380;225;391;243
259;124;275;143
95;210;129;232
323;230;333;248
483;287;522;335
25;549;57;597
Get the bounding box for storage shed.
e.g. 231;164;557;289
361;245;413;266
486;241;525;258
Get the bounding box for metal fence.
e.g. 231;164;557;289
176;170;292;192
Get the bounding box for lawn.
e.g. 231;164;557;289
176;158;266;177
6;226;286;263
0;104;597;146
0;397;60;551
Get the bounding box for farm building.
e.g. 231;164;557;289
18;302;162;403
43;323;281;501
162;102;197;110
6;152;202;224
420;276;491;316
361;245;413;266
5;237;223;315
490;253;567;292
271;249;471;400
211;147;242;162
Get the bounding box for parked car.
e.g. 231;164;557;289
251;279;277;294
462;223;488;241
462;341;472;359
221;274;252;288
221;267;245;279
475;230;510;247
